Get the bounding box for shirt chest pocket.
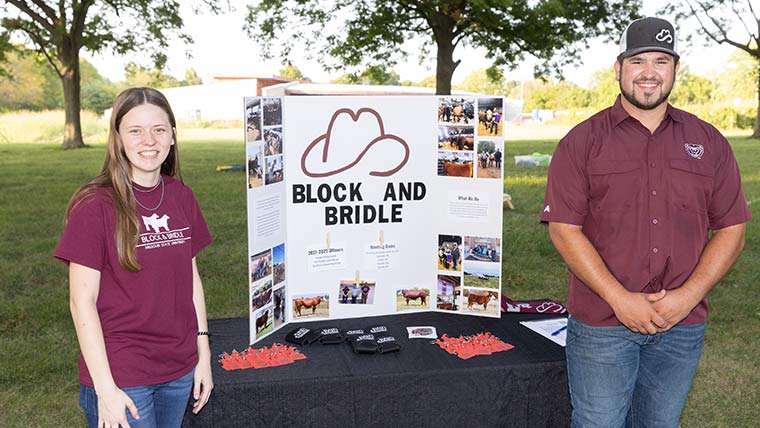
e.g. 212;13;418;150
668;159;714;215
587;160;641;213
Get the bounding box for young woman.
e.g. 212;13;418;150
55;87;213;428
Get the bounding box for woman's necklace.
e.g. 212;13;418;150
133;176;164;211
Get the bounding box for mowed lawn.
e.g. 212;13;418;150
1;132;758;427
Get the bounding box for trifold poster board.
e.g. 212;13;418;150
244;96;506;344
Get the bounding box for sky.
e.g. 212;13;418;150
83;1;736;89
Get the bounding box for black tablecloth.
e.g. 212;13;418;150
183;312;570;428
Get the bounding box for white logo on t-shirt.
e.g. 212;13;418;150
142;213;171;233
543;205;551;213
138;212;190;249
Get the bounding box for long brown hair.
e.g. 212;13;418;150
65;87;182;272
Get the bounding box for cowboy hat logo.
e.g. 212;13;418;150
300;108;410;178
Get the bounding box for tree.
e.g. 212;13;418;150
123;62;182;89
330;65;401;86
665;0;760;138
454;68;518;96
0;47;59;111
1;1;224;148
670;66;714;106
587;67;619;110
182;68;203;86
245;1;641;95
279;63;307;80
711;49;757;104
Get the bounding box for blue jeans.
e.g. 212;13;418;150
80;369;194;428
566;316;705;428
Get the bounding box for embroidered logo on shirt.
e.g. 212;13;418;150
543;205;551;213
684;143;704;160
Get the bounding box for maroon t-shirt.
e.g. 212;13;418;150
55;175;213;387
541;96;751;326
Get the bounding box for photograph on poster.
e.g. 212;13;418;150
265;154;284;185
438;125;474;151
273;286;286;328
264;127;283;156
437;234;463;271
292;293;330;319
463;261;500;289
464;236;501;262
262;97;282;127
437;151;474;178
461;288;500;315
338;280;376;305
477;97;504;137
245;98;262;142
251;279;273;312
247;146;264;189
475;141;503;179
254;306;274;336
437;275;459;311
437;96;475;124
272;243;286;285
250;249;272;282
396;288;430;311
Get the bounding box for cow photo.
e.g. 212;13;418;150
265;154;284;185
437;96;475;124
437;275;459;311
396;288;430;312
251;279;273;312
272;243;286;285
264;127;283;156
477;97;504;137
437;234;463;271
292;293;330;319
252;306;274;338
262;97;282;127
247;142;264;189
338;280;376;305
475;140;502;179
461;288;500;316
437;150;474;178
250;249;272;283
463;260;500;289
245;97;262;142
437;125;474;151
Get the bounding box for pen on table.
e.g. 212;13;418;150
550;325;568;336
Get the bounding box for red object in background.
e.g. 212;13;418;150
435;332;514;360
219;343;307;370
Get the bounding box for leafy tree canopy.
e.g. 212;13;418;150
663;0;760;136
0;0;225;147
245;0;641;95
331;65;401;86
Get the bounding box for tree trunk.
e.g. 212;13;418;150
435;39;457;95
60;52;85;149
430;10;459;96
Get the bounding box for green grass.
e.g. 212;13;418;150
0;133;758;427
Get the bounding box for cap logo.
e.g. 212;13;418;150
685;143;704;159
656;29;673;44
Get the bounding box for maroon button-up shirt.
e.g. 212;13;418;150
541;96;751;326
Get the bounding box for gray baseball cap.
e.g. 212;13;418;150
618;17;679;61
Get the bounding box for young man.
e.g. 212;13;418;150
541;17;751;428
